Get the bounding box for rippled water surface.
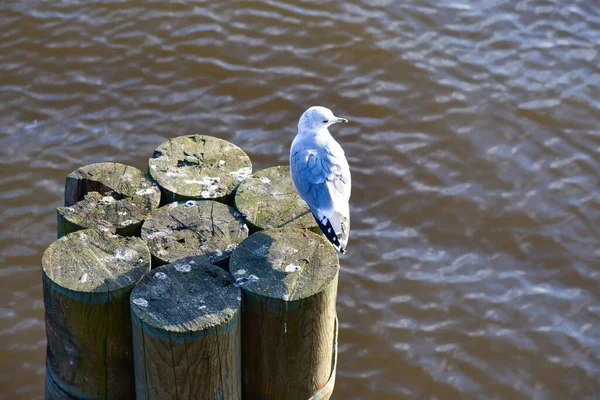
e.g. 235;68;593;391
1;1;599;399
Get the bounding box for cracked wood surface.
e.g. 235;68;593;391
234;165;318;233
57;162;161;238
148;135;252;205
140;200;248;269
229;228;339;400
130;256;241;400
42;229;151;399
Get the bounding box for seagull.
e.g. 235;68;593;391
290;106;351;253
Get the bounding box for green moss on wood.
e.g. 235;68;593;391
234;165;318;232
141;200;248;268
148;135;252;205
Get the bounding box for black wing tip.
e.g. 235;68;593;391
314;215;346;254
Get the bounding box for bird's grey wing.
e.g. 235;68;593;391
291;152;323;207
291;148;351;251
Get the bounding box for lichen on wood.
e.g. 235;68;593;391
57;162;161;238
148;135;252;205
64;162;160;207
229;228;339;400
141;199;249;269
130;256;241;400
234;165;318;233
42;229;151;399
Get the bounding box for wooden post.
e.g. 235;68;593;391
57;162;161;238
234;165;319;233
45;372;72;400
42;229;151;399
148;135;252;205
130;256;241;400
140;199;249;269
229;228;339;400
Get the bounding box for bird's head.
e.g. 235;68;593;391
298;106;348;132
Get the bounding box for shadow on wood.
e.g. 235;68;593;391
140;200;248;270
57;162;160;238
234;165;319;233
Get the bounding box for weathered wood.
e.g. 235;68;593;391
57;162;161;238
229;228;339;400
140;199;249;269
308;316;338;400
45;370;74;400
130;256;241;400
42;229;151;400
148;135;252;205
234;165;318;233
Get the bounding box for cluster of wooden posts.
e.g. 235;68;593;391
42;135;340;400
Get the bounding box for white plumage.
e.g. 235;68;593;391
290;106;351;253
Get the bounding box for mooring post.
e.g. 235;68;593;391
148;134;252;206
234;165;319;233
57;162;161;238
130;256;242;400
140;199;248;269
42;229;151;399
230;228;339;400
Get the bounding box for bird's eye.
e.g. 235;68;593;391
322;120;328;123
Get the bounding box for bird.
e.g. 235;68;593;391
290;106;351;253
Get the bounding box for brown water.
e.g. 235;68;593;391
1;1;599;399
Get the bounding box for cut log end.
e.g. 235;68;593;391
131;256;242;399
229;228;339;301
234;165;318;232
43;229;151;294
141;200;249;268
131;256;240;334
148;135;252;205
58;162;160;238
230;228;339;400
43;229;151;399
65;162;160;206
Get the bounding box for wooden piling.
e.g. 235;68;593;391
140;199;249;269
44;136;343;399
57;162;161;238
42;229;151;399
148;135;252;205
234;165;319;233
229;228;339;400
130;256;241;400
45;372;72;400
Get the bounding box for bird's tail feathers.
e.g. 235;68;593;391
313;210;347;253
